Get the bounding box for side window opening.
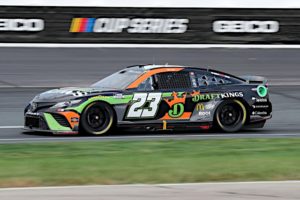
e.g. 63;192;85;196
137;77;154;91
154;71;192;90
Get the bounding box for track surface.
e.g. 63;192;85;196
1;48;300;87
0;48;299;143
1;182;300;200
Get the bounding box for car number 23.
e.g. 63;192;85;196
126;93;162;118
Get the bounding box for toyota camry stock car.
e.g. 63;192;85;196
24;65;272;135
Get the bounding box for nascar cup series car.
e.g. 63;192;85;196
24;65;272;135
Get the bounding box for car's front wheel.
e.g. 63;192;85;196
80;102;115;135
215;99;247;132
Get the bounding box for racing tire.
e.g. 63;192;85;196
80;102;115;135
215;99;247;133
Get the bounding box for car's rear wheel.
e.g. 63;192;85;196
80;102;115;135
215;99;247;132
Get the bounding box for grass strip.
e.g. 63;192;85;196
0;138;299;187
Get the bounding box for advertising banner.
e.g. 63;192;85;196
0;6;299;44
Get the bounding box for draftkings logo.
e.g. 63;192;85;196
69;18;189;33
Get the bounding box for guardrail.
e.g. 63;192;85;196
0;6;299;44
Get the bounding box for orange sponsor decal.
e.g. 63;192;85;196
58;111;80;128
164;92;186;107
160;92;192;120
191;90;201;97
161;112;192;120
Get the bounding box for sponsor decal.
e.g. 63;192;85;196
198;111;211;120
205;102;215;110
165;92;186;118
196;103;205;111
196;102;215;111
168;103;185;118
213;20;279;33
192;93;219;102
0;18;44;32
257;85;268;97
192;91;243;102
252;111;268;115
160;92;191;120
252;97;268;102
70;18;189;33
71;117;79;122
114;93;124;99
252;104;269;109
220;92;244;98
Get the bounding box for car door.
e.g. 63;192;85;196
124;70;196;122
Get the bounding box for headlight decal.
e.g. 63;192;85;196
52;99;83;108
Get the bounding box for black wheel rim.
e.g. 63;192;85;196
219;103;242;127
87;106;107;129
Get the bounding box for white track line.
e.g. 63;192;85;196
0;180;300;191
2;43;300;49
0;126;23;129
0;133;299;143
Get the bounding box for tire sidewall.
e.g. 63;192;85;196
215;99;247;132
80;102;115;135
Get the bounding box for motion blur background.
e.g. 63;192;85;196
0;1;300;199
0;0;300;131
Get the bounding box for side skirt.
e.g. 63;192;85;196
117;122;213;132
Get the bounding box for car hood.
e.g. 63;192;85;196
32;87;118;103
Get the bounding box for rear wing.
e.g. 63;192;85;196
239;76;268;85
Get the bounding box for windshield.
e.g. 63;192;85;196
91;69;144;89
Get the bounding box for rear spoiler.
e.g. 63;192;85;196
239;76;268;85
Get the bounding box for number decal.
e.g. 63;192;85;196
127;93;162;118
127;93;147;118
142;93;162;117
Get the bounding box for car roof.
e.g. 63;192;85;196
125;64;206;71
124;64;246;82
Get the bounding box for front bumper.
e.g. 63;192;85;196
24;112;79;134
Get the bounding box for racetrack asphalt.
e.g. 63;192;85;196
1;181;300;200
0;47;299;143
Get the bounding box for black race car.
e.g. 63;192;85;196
24;65;272;135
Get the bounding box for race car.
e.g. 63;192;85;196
24;64;272;135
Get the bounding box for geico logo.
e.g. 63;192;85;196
0;19;44;31
213;20;279;33
70;18;189;33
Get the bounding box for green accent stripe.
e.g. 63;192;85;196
67;95;133;113
162;92;172;97
44;113;71;131
67;92;177;114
